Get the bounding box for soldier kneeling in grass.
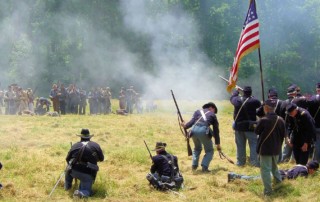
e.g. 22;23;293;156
146;142;184;191
64;129;104;199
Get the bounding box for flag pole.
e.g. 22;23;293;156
254;0;265;102
258;48;265;101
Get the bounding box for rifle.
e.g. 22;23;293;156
144;140;153;161
218;75;243;92
170;90;192;156
49;142;72;197
218;150;235;164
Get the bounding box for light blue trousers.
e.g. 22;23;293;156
191;125;213;168
235;130;259;166
260;155;282;195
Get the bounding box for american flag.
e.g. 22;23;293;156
227;0;260;92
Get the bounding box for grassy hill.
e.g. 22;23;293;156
0;100;319;201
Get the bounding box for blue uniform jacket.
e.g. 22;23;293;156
185;108;220;145
66;140;104;175
287;108;316;148
151;151;179;177
230;91;261;131
280;165;308;179
255;112;286;155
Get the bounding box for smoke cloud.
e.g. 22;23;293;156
119;0;226;99
0;1;227;100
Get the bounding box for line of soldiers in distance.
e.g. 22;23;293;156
0;83;157;116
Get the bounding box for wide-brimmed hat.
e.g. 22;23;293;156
77;129;94;139
202;102;218;114
152;142;167;151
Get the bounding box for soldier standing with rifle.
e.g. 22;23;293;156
182;102;221;172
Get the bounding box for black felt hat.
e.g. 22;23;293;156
202;102;218;114
152;142;167;151
77;129;94;139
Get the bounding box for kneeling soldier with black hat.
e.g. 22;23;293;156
64;129;104;198
146;142;184;191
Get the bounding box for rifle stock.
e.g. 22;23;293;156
171;90;192;156
218;75;243;91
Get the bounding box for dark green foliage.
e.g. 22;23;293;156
2;0;320;98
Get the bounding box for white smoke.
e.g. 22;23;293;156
120;0;226;99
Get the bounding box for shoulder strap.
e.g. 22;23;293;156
234;97;250;122
161;154;176;180
259;116;280;155
275;99;280;110
194;110;210;125
200;109;208;122
73;142;88;164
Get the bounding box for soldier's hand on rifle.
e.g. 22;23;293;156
180;122;186;128
216;145;221;151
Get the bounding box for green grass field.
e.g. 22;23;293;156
0;100;319;201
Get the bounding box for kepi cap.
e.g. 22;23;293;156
268;88;278;98
307;160;319;170
286;103;297;114
243;86;252;92
264;99;277;108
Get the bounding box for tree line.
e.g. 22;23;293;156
1;0;319;98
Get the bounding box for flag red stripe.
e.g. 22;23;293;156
238;22;259;45
235;32;259;59
232;41;260;76
234;40;260;72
